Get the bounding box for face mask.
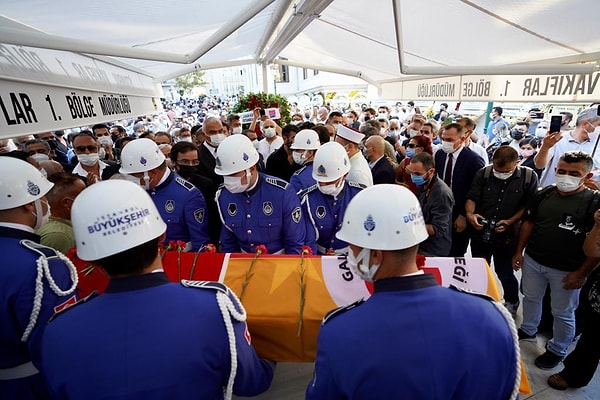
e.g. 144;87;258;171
292;151;306;166
98;136;113;146
231;126;243;135
30;153;49;162
252;139;260;150
77;153;100;166
380;128;387;136
332;123;341;132
318;179;344;198
410;173;429;186
347;118;355;125
124;174;142;186
535;126;548;138
409;129;419;138
223;169;251;193
32;198;51;230
263;127;276;138
587;125;600;145
405;147;416;158
347;247;380;282
489;112;497;120
493;169;514;180
180;136;193;143
177;165;197;179
520;149;535;158
209;133;226;147
441;141;456;154
39;168;47;179
510;129;524;140
555;174;583;192
291;120;302;126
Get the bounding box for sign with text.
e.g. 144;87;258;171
0;80;158;137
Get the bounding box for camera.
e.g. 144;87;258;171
479;218;497;243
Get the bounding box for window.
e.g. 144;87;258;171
303;68;308;80
280;65;290;83
313;69;319;75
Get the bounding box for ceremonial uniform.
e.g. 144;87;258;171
0;226;78;399
289;162;315;195
216;174;305;254
301;181;364;255
41;274;273;399
149;169;210;251
348;152;373;187
306;274;517;399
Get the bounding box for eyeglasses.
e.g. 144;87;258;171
177;160;200;166
74;145;98;152
406;144;416;148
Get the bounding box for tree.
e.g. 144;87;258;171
175;71;207;97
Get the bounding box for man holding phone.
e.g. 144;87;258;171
534;107;600;188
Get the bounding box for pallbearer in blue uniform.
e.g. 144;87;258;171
120;138;210;251
0;157;78;399
306;184;520;400
215;134;305;254
300;142;364;255
40;180;274;400
289;129;321;194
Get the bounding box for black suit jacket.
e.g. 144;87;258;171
434;146;485;218
197;143;223;188
370;157;395;185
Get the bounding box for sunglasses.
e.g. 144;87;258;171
74;145;98;152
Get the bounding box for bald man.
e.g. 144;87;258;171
365;135;395;185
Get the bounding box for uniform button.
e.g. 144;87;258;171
320;225;323;229
333;202;337;206
247;214;251;218
250;243;254;247
247;230;252;234
246;200;250;204
330;239;334;243
334;214;338;218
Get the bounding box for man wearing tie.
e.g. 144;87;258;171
434;123;485;256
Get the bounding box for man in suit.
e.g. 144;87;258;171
365;135;395;185
434;123;485;256
196;116;229;190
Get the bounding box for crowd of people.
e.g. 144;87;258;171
2;97;600;398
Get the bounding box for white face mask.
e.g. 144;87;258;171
232;126;243;135
318;179;344;197
555;174;583;192
291;120;302;126
535;126;549;138
252;139;260;150
347;247;380;282
380;128;387;136
98;136;113;146
180;136;193;143
441;141;456;154
409;129;419;138
124;172;151;190
33;198;51;230
493;169;514;180
587;125;600;145
263;127;276;139
347;118;355;125
292;151;306;166
223;169;251;193
209;133;226;147
30;153;50;162
77;153;100;166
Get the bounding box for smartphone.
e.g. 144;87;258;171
549;115;562;133
259;109;266;116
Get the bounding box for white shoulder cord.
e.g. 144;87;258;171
492;301;521;400
21;242;79;342
216;288;247;400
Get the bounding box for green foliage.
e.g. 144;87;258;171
175;71;207;97
232;92;291;126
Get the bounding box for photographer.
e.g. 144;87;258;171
465;146;538;316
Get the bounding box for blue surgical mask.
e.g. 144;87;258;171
405;148;416;158
410;173;429;186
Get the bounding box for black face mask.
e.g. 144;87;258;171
510;129;524;140
177;165;197;179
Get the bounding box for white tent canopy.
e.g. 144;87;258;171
1;0;599;136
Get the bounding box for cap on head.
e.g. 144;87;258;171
71;180;167;260
214;134;260;175
312;142;351;182
0;157;53;210
290;129;321;150
336;184;428;250
336;124;365;144
119;138;165;174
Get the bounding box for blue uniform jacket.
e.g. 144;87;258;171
149;170;210;251
289;162;316;195
306;274;517;400
0;227;78;399
216;173;305;254
300;181;364;255
41;273;273;399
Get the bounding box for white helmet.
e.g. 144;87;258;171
119;138;165;174
0;157;53;210
312;141;351;182
214;134;260;176
336;184;428;250
72;180;167;260
290;129;320;150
